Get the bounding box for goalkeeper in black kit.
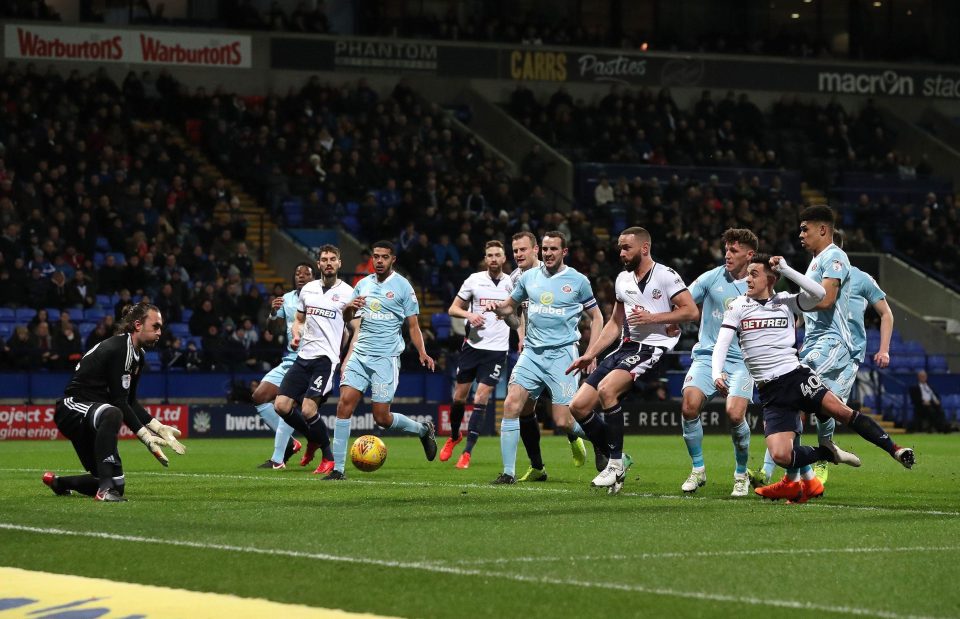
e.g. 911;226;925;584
43;302;186;502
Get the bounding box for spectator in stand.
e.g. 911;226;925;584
85;318;113;351
231;242;254;280
97;254;123;296
910;370;953;433
155;282;183;323
5;326;37;370
190;298;221;337
34;321;59;370
594;174;614;207
53;321;83;369
45;270;70;309
114;290;134;320
352;249;374;286
66;270;97;308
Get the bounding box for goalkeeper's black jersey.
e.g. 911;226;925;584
63;334;149;433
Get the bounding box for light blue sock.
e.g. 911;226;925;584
500;417;520;477
256;402;280;432
682;417;705;468
271;420;295;464
332;419;351;473
816;416;836;443
389;413;426;436
762;448;777;479
731;420;750;475
570;421;585;438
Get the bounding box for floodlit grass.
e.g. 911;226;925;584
2;434;959;618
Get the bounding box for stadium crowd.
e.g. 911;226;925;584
0;63;958;374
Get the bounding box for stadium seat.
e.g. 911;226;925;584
169;323;191;339
96;294;112;307
65;308;84;322
78;322;97;339
431;313;452;340
84;307;106;321
283;198;304;227
95;236;111;252
45;308;63;320
181;308;193;322
107;252;126;266
93;253;105;268
15;308;36;322
928;355;949;373
0;323;12;340
0;308;14;322
145;351;162;372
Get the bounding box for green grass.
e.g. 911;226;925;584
2;434;959;618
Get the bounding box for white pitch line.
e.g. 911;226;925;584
450;545;960;566
0;522;947;619
3;467;959;517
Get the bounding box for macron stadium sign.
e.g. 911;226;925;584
4;24;252;68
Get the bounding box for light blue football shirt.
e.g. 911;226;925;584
510;264;597;349
274;289;301;358
803;243;854;351
847;266;886;364
352;272;419;357
689;266;747;360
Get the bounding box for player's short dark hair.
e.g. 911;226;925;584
372;240;395;255
485;240;504;251
317;244;340;257
116;300;160;334
620;226;651;244
542;230;567;249
293;262;316;285
833;229;846;249
799;205;835;227
511;231;537;247
750;253;780;279
722;228;758;251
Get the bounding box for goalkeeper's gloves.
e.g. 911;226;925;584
147;418;186;455
136;427;170;467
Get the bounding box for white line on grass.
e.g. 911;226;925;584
449;545;960;566
0;522;946;619
4;467;959;517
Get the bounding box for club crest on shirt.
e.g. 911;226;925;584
332;294;340;301
385;291;395;299
561;284;573;293
652;289;662;300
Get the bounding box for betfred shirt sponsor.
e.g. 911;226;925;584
5;24;251;68
0;404;188;440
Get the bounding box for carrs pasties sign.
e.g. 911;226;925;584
4;24;251;68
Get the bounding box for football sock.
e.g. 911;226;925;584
604;403;625;460
762;448;777;479
786;434;804;481
500;417;520;477
58;474;99;497
464;399;489;454
389;412;425;436
790;444;834;469
569;421;585;439
849;411;897;455
271;418;296;464
579;412;609;455
305;409;332;460
519;413;544;470
731;420;750;475
94;408;122;491
449;400;467;441
255;402;281;432
816;415;836;443
682;417;705;469
280;407;310;438
332;418;351;472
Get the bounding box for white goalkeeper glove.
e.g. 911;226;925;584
147;418;186;455
136;427;170;467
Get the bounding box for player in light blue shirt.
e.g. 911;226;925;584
847;265;893;368
486;231;603;484
679;229;757;497
251;263;314;469
325;240;438;480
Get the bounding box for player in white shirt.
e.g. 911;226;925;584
507;231;588;482
440;240;513;468
713;255;915;503
274;245;361;475
568;226;698;494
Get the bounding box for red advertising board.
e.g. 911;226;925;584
0;404;189;441
436;404;475;437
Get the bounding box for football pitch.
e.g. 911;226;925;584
1;434;959;618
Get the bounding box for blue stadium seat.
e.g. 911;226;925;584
15;308;36;322
95;236;111;252
283;198;303;227
45;308;63;320
93;253;105;268
96;294;112;307
145;351;162;372
78;322;97;339
84;307;106;321
65;308;84;322
181;308;193;322
927;355;948;372
346;201;360;216
0;308;14;322
341;215;361;235
107;252;126;266
678;355;693;370
0;323;12;340
431;313;452;339
169;323;191;339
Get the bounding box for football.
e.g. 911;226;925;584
349;435;388;472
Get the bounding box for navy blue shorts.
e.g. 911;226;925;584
584;342;668;390
55;398;123;478
279;356;335;401
456;345;508;387
757;366;828;436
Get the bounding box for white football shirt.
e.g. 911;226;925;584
296;279;355;363
456;271;513;351
615;263;686;349
721;292;809;382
